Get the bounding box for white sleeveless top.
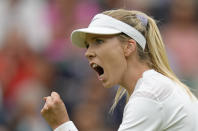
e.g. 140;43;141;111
55;70;198;131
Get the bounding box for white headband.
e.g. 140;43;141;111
89;14;146;49
71;14;146;49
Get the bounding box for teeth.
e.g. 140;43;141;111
92;63;97;68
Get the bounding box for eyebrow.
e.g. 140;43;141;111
85;37;99;44
85;36;108;46
89;37;99;41
92;37;99;40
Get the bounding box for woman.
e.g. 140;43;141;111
41;9;198;131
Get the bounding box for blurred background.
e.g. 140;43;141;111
0;0;198;130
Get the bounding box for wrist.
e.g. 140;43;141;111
51;119;70;130
54;121;78;131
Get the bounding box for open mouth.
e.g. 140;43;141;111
90;63;104;76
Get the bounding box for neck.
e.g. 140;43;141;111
120;59;150;95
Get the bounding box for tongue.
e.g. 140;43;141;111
98;73;104;81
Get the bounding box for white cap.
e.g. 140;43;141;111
71;14;146;49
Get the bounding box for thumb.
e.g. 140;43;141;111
51;91;60;98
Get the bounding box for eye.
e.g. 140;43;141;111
86;44;89;49
95;38;104;45
85;41;89;49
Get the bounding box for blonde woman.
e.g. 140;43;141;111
41;9;198;131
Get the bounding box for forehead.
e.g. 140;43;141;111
85;33;118;42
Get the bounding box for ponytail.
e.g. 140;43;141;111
146;16;197;100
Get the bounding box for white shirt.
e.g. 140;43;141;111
55;70;198;131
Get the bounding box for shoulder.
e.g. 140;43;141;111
132;70;176;102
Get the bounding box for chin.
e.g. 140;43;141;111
102;80;115;88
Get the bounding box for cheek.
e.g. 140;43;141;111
102;47;127;81
109;55;127;78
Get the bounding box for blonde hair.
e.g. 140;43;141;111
102;9;197;112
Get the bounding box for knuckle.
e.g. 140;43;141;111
54;99;60;105
47;103;53;109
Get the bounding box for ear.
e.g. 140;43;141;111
123;39;136;57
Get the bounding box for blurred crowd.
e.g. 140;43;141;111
0;0;197;131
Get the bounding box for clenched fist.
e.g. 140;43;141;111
41;92;70;130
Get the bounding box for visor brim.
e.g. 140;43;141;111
71;27;121;48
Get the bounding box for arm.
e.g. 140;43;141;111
41;92;78;131
118;97;164;131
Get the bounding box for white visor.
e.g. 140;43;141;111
71;14;146;49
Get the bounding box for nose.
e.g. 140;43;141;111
85;48;96;60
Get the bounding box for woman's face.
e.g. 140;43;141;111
85;34;127;88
